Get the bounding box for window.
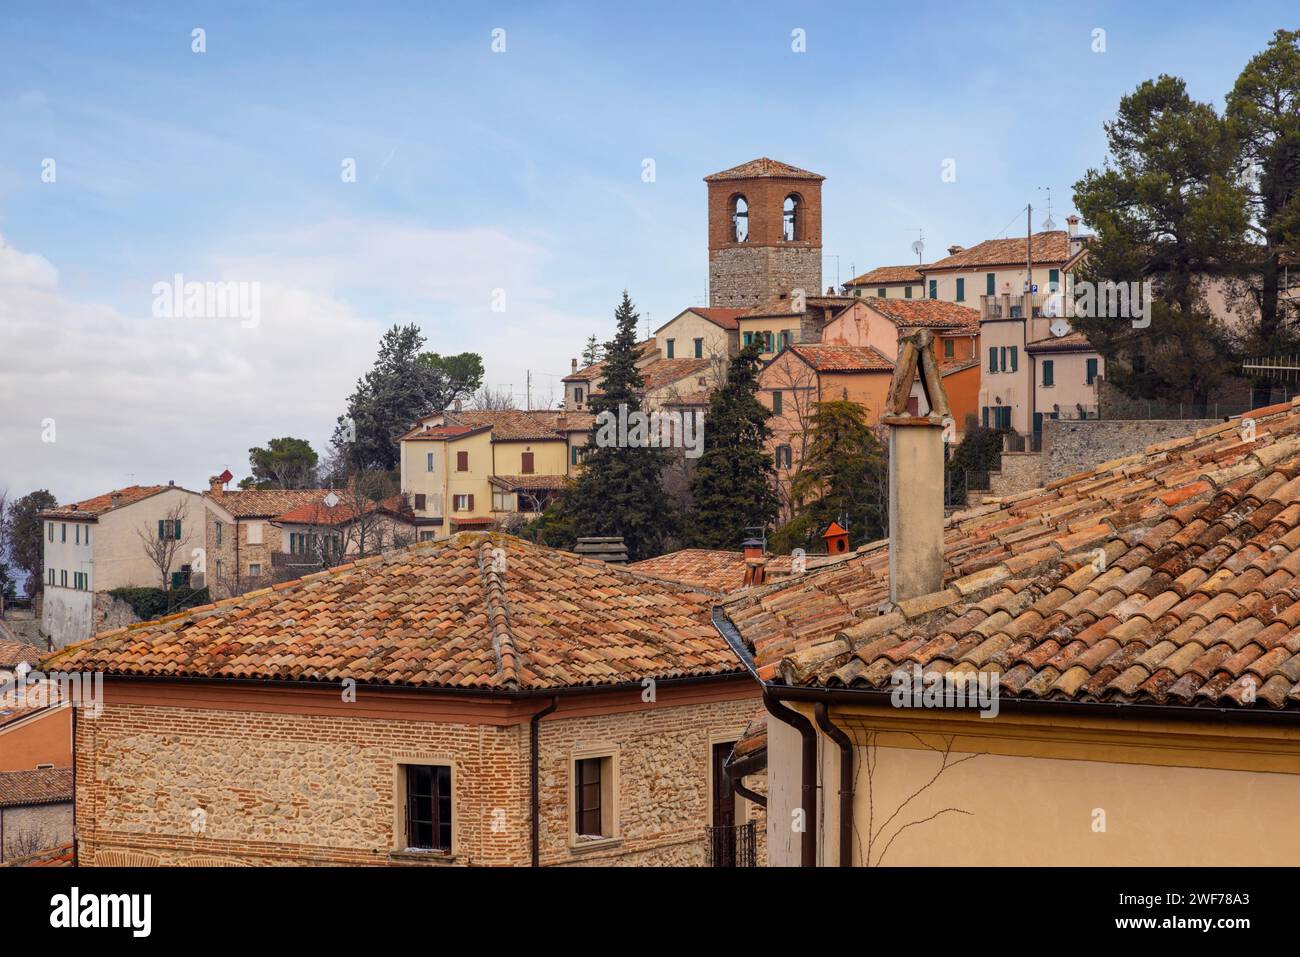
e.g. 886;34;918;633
731;195;749;242
1049;268;1060;291
1086;357;1098;385
775;444;793;469
48;569;55;586
782;194;800;242
905;286;913;299
877;287;887;298
743;332;753;347
418;531;436;542
60;570;67;587
693;338;703;359
944;339;955;359
575;387;584;404
929;279;938;299
456;451;469;472
763;331;774;352
248;563;262;577
454;494;473;512
666;338;675;359
426;452;435;472
214;559;222;580
1042;360;1055;387
246;522;263;545
61;524;66;543
85;527;90;546
571;446;580;466
521;452;534;474
1010;346;1018;372
75;525;80;545
574;757;611;838
215;522;222;545
772;390;783;415
414;493;427;511
404;764;452;852
956;278;965;302
986;273;996;296
47;523;53;542
157;519;182;541
988;347;997;373
492;489;516;512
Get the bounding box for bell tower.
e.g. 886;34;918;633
705;157;824;309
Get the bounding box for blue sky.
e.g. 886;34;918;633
0;0;1294;503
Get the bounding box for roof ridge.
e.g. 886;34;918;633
478;539;522;690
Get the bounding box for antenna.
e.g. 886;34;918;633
906;227;925;264
1038;187;1057;231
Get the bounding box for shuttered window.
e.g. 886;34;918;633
986;273;996;295
955;278;965;302
456;451;469;471
521;452;534;474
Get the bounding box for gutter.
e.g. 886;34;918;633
814;701;853;867
529;696;558;867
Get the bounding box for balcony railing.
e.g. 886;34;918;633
706;820;757;867
980;292;1052;321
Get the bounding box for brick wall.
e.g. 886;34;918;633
1042;418;1219;483
1;802;72;861
707;174;822;308
75;687;765;867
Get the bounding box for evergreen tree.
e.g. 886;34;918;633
550;291;673;560
3;490;57;596
686;338;777;549
771;401;887;554
581;334;603;367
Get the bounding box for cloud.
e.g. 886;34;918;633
0;222;592;505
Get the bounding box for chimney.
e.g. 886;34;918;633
573;536;628;564
884;330;949;603
110;493;122;507
741;539;766;587
168;479;175;486
822;521;850;555
571;358;578;373
208;475;223;493
947;244;964;256
1066;215;1079;238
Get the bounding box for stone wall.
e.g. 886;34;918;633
1042;418;1219;483
708;245;821;310
987;451;1044;497
1;802;73;862
92;591;140;635
75;688;764;867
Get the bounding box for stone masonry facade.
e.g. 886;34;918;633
1042;418;1219;483
709;245;822;310
75;688;765;867
203;510;284;600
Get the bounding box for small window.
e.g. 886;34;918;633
60;570;67;587
944;339;955;359
426;452;435;472
48;523;53;542
214;559;222;580
694;338;703;359
575;387;584;404
75;525;80;545
215;523;222;545
1010;346;1019;372
956;278;965;302
904;286;913;299
1049;268;1060;291
61;523;66;543
414;493;427;511
454;494;471;512
877;287;887;298
575;757;611;839
85;527;90;546
248;563;262;577
743;332;753;347
986;273;996;295
732;195;749;243
988;347;997;373
775;444;793;469
456;451;469;472
158;519;181;541
404;764;452;852
1086;357;1098;385
1042;359;1055;387
666;339;675;359
929;279;938;299
48;569;55;586
772;390;783;415
246;522;263;545
419;531;436;542
570;446;580;466
521;452;534;474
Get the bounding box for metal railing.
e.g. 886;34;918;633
706;820;757;867
1004;432;1044;453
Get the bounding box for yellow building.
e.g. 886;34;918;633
398;409;593;538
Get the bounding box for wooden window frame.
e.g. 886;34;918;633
456;450;469;472
569;746;620;850
392;755;458;859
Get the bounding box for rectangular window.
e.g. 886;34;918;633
877;287;887;298
414;493;426;511
986;272;996;295
1010;346;1019;372
775;444;792;469
75;525;80;545
575;387;584;404
1049;268;1060;291
666;338;675;359
214;559;222;580
248;563;262;577
693;338;703;358
48;523;53;542
454;494;470;511
1042;359;1055;387
1086;357;1098;385
215;523;222;545
418;531;436;542
763;331;773;352
772;390;783;415
988;347;997;373
743;332;753;347
404;764;452;852
247;522;263;545
48;569;55;586
944;339;955;359
571;446;580;466
929;279;938;299
575;758;604;838
521;452;534;474
61;523;66;543
456;451;469;472
955;278;965;302
60;570;67;587
904;286;913;299
427;452;435;472
156;519;182;541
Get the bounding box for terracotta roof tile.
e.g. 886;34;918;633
846;265;927;286
862;298;981;332
925;232;1070;270
704;157;824;182
787;344;895;372
0;638;43;670
0;767;72;808
41;485;172;520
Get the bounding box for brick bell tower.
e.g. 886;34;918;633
705;157;824;309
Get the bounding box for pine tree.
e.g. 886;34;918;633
686;338;778;549
771;400;887;554
552;291;673;560
581;334;603;367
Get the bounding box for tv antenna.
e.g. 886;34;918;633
907;227;925;264
1038;187;1057;231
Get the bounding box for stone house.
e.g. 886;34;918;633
718;376;1300;865
0;767;72;862
39;484;207;648
51;533;764;866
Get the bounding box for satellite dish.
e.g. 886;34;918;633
323;491;340;508
911;239;925;257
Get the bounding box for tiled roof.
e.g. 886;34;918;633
787;344;895;372
925;231;1070;270
639;357;713;391
563;339;658;382
704;157;824;182
863;298;981;331
628;549;850;592
48;534;741;692
396;424;489;441
273;494;412;526
40;485;170;520
1026;331;1096;352
400;410;582;443
742;295;856;320
720;398;1300;713
528;410;597;433
689;307;746;331
0;767;72;808
489;474;570;492
206;488;340;519
846;265;927;286
0;638;43;670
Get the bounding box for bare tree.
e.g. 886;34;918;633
763;356;820;522
136;502;193;590
471;386;517;410
4;823;54;861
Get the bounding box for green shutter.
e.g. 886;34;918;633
175;520;181;540
1087;357;1098;384
905;286;913;299
988;348;996;372
1010;347;1019;372
956;278;965;302
158;520;165;540
1043;360;1054;387
1049;269;1060;290
877;288;886;298
929;280;937;299
986;273;995;295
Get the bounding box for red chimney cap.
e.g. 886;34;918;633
822;522;848;538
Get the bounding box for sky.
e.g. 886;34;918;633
0;0;1294;507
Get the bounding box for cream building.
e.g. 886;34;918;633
40;484;205;648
